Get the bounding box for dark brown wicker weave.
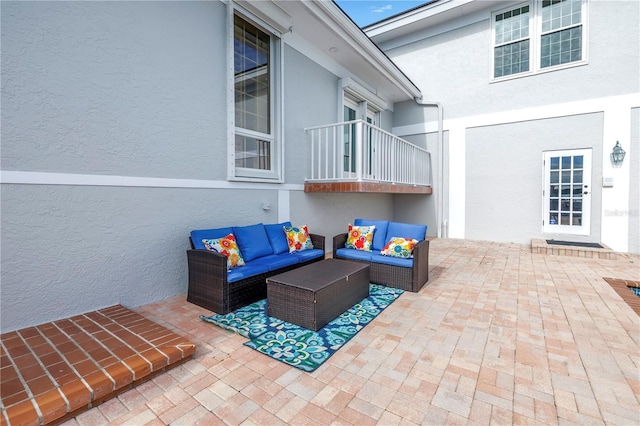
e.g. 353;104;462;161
332;233;429;292
187;234;325;314
266;259;370;331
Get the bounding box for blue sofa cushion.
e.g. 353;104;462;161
264;221;292;254
250;254;299;271
335;247;374;262
227;263;270;283
371;253;413;268
232;223;273;262
190;227;233;250
290;248;324;263
385;222;427;243
354;219;389;251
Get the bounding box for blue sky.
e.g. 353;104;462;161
334;0;429;27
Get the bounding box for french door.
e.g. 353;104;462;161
343;98;378;176
543;149;592;235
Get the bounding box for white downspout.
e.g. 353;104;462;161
414;98;444;238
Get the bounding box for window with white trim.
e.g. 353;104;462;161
232;12;282;180
492;0;586;80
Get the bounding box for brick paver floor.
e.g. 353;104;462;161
61;239;640;425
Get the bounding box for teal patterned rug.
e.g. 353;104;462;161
200;284;403;372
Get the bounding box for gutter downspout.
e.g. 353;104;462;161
414;98;444;238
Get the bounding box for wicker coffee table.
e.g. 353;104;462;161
266;259;370;331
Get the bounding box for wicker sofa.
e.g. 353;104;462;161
333;219;429;292
187;222;325;314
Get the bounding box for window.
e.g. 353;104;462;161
540;0;583;68
232;13;281;180
494;6;530;78
492;0;586;79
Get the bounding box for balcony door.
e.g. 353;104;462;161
543;149;592;235
343;98;378;177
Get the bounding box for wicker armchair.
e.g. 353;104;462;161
332;233;429;292
187;234;325;314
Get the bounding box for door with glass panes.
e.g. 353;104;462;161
343;98;378;177
543;149;591;235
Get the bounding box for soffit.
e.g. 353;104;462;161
253;0;423;104
366;0;507;45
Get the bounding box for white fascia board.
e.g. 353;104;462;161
365;0;458;36
302;0;422;100
372;8;489;51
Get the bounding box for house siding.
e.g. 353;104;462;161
629;108;640;254
383;1;640;121
379;0;639;251
1;1;399;331
1;1;228;179
465;113;604;244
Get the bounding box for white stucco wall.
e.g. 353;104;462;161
0;1;400;332
383;0;640;250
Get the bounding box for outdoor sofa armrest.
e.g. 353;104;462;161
186;248;229;313
411;238;430;286
332;233;348;258
310;233;325;253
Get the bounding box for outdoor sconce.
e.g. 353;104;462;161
610;141;626;167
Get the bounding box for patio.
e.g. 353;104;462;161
62;238;639;425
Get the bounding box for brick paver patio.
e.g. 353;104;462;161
61;239;640;425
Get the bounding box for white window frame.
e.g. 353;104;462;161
491;0;588;82
227;5;284;182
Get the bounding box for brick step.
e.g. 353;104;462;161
0;305;195;426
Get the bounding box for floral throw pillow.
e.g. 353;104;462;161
346;225;375;252
381;237;419;258
283;225;314;253
202;233;245;269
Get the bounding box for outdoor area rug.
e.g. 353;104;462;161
200;284;403;372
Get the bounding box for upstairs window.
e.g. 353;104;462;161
540;0;583;68
492;0;586;80
231;12;282;181
494;6;531;78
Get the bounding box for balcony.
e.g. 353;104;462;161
304;120;432;194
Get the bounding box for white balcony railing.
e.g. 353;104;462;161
305;120;431;187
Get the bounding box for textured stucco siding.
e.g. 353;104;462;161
290;191;393;250
283;46;339;183
630;108;640;254
1;1;396;332
385;1;640;121
0;184;280;331
1;1;227;179
465;113;604;244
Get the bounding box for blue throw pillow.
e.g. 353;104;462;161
264;221;292;254
232;223;273;262
190;227;233;250
354;219;389;251
386;222;427;243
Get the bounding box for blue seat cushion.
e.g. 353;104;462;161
354;219;389;251
371;253;413;268
264;221;292;254
385;222;427;243
232;223;273;262
335;247;373;262
190;227;233;250
250;253;299;272
227;263;269;283
290;248;324;263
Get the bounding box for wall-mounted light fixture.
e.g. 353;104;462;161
610;141;626;167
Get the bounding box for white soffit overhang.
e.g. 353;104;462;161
366;0;506;48
272;0;422;104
